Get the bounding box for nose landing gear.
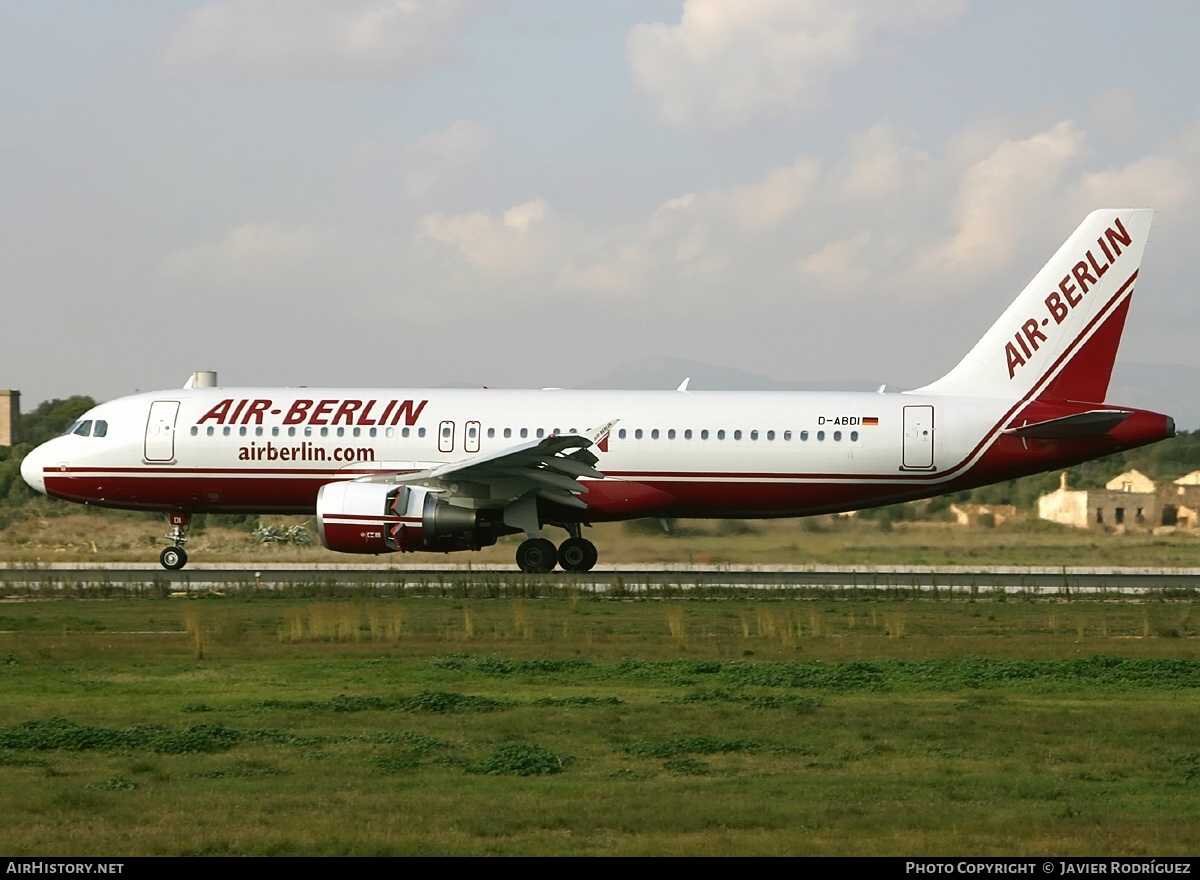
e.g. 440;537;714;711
160;511;190;570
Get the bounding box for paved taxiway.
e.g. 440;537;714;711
2;563;1197;594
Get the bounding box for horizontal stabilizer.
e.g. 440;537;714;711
1002;409;1132;440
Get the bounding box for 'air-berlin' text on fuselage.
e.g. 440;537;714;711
196;398;429;427
1004;218;1133;380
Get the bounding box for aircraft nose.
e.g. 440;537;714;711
20;444;49;495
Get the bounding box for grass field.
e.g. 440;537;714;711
7;508;1200;568
1;592;1198;855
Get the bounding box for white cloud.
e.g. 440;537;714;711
627;0;965;131
913;121;1088;280
838;124;928;200
423;199;549;272
800;233;871;287
402;120;491;197
161;222;322;285
156;0;499;78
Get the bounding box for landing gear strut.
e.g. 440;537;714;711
160;511;190;570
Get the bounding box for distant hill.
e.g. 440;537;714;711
573;357;878;393
569;357;1200;431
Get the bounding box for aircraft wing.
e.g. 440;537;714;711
355;431;607;510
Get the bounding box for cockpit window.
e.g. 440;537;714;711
62;419;107;438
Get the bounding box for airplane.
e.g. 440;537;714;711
21;208;1174;573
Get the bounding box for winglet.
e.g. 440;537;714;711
587;418;620;453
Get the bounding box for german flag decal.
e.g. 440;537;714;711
863;417;879;426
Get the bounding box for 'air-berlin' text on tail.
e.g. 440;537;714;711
913;208;1153;405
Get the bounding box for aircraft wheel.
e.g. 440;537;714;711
558;537;598;572
515;538;557;573
160;547;188;571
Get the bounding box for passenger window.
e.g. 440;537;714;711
337;427;345;437
418;428;426;438
734;430;742;440
272;427;280;437
207;426;215;437
834;431;842;441
223;427;231;437
783;431;791;441
651;429;659;439
851;431;859;441
684;429;692;439
750;430;759;441
766;430;774;440
351;427;359;437
800;431;808;441
402;427;410;438
668;429;676;440
319;427;328;437
717;430;726;440
635;429;643;439
520;428;528;439
190;426;198;436
618;429;627;439
537;428;545;438
487;428;495;438
386;427;395;439
701;429;709;440
504;428;512;439
369;427;377;438
817;431;825;441
287;427;296;437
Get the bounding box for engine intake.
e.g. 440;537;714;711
316;482;502;554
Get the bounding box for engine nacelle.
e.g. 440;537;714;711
316;481;502;555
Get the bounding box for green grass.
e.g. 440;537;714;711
0;595;1198;855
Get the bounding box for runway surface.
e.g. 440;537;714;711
2;562;1198;594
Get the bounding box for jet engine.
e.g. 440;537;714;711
316;482;504;554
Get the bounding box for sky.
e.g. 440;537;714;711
3;0;1199;409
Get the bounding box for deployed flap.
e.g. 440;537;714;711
1002;409;1132;440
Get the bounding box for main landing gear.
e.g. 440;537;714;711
160;511;190;571
514;522;599;574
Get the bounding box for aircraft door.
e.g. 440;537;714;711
465;421;480;454
145;401;180;463
902;405;935;469
438;420;455;454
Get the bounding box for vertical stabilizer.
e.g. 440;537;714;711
912;209;1153;403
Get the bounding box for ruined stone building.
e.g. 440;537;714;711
1038;468;1200;531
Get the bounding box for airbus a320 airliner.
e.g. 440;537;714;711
21;209;1174;572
